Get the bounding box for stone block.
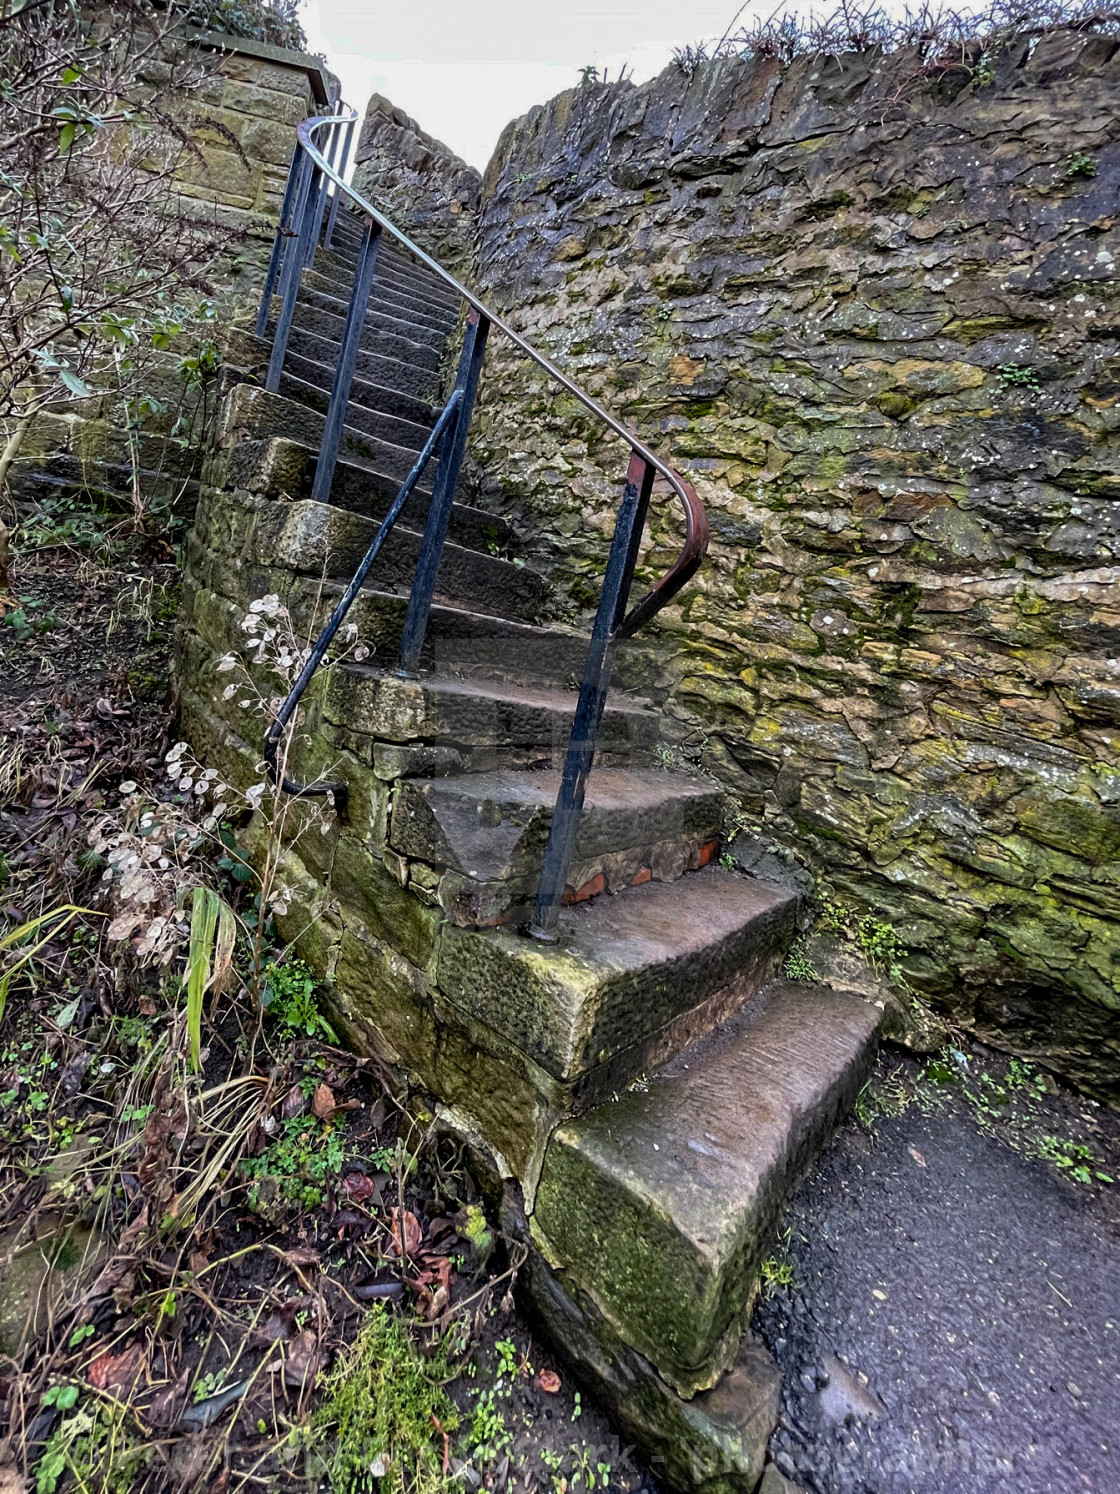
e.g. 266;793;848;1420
531;982;881;1394
438;871;796;1083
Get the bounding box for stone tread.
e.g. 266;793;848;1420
319;586;589;682
326;668;656;750
301;268;458;334
391;766;723;882
278;369;438;455
531;979;882;1396
436;868;797;1082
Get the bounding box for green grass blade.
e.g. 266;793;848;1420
187;887;219;1073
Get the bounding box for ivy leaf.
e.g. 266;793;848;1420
59;368;92;397
61;65;82;85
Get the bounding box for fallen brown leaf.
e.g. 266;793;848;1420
534;1369;562;1394
388;1207;423;1258
284;1327;324;1389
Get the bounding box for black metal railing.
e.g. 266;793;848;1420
255;109;710;941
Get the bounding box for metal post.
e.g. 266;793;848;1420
325;117;356;249
529;452;655;940
310;217;382;505
306;119;340;266
396;308;489;673
265;150;317;394
255;143;304;337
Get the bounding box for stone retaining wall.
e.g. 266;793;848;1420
459;29;1120;1098
353;94;480;279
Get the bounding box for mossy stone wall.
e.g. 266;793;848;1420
460;30;1120;1098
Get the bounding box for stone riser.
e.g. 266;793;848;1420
212;434;512;557
301;268;457;338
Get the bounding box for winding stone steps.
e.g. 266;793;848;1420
180;203;889;1493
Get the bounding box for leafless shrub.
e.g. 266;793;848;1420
674;0;1119;73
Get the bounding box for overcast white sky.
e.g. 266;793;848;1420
300;1;759;172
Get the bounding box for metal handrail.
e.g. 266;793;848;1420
292;111;710;639
256;109;710;939
262;388;464;806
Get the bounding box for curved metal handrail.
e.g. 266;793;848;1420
295;110;710;636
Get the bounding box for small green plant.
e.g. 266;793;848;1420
758;1228;796;1297
241;1113;347;1217
577;64;600;85
999;363;1042;393
972;53;995;85
1036;1135;1113;1186
262;958;337;1041
495;1337;518;1380
307;1304;461;1493
719;851;736;870
469;1387;514;1462
1065;151;1097;178
3;600;59;640
783;939;817;983
36;1399;150;1494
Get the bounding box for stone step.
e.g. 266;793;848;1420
243;494;546;622
317;585;591;687
278;368;437;455
390;767;723;925
436;867;797;1098
324;223;461;305
326;669;657;762
281;351;436;428
296;285;450;354
236;435;511;555
302;267;457;335
530;979;881;1398
222;383;440;498
287;323;442;403
291;301;442;372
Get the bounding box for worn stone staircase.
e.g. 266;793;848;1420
182;198;884;1493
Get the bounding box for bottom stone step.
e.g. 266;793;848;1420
530;980;882;1397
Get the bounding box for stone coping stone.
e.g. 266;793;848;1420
437;869;797;1081
531;980;881;1396
391;765;722;882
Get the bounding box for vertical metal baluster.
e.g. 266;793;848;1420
325;117;356;250
265;150;318;394
306;119;340;265
396;308;490;674
255;143;304;337
310;216;382;505
530;452;655;940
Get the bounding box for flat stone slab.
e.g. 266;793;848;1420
326;669;659;753
391;766;722;882
531;980;881;1396
437;869;797;1080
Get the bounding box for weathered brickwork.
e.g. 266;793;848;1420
462;30;1120;1097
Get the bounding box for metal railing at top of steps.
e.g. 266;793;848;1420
255;108;710;941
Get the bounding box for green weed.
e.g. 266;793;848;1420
1065;151;1097;178
262;957;337;1042
241;1113;347;1218
307;1305;460;1494
999;363;1042;392
783;938;817;983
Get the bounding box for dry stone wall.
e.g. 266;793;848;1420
353;94;481;279
460;30;1120;1098
11;30;331;512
